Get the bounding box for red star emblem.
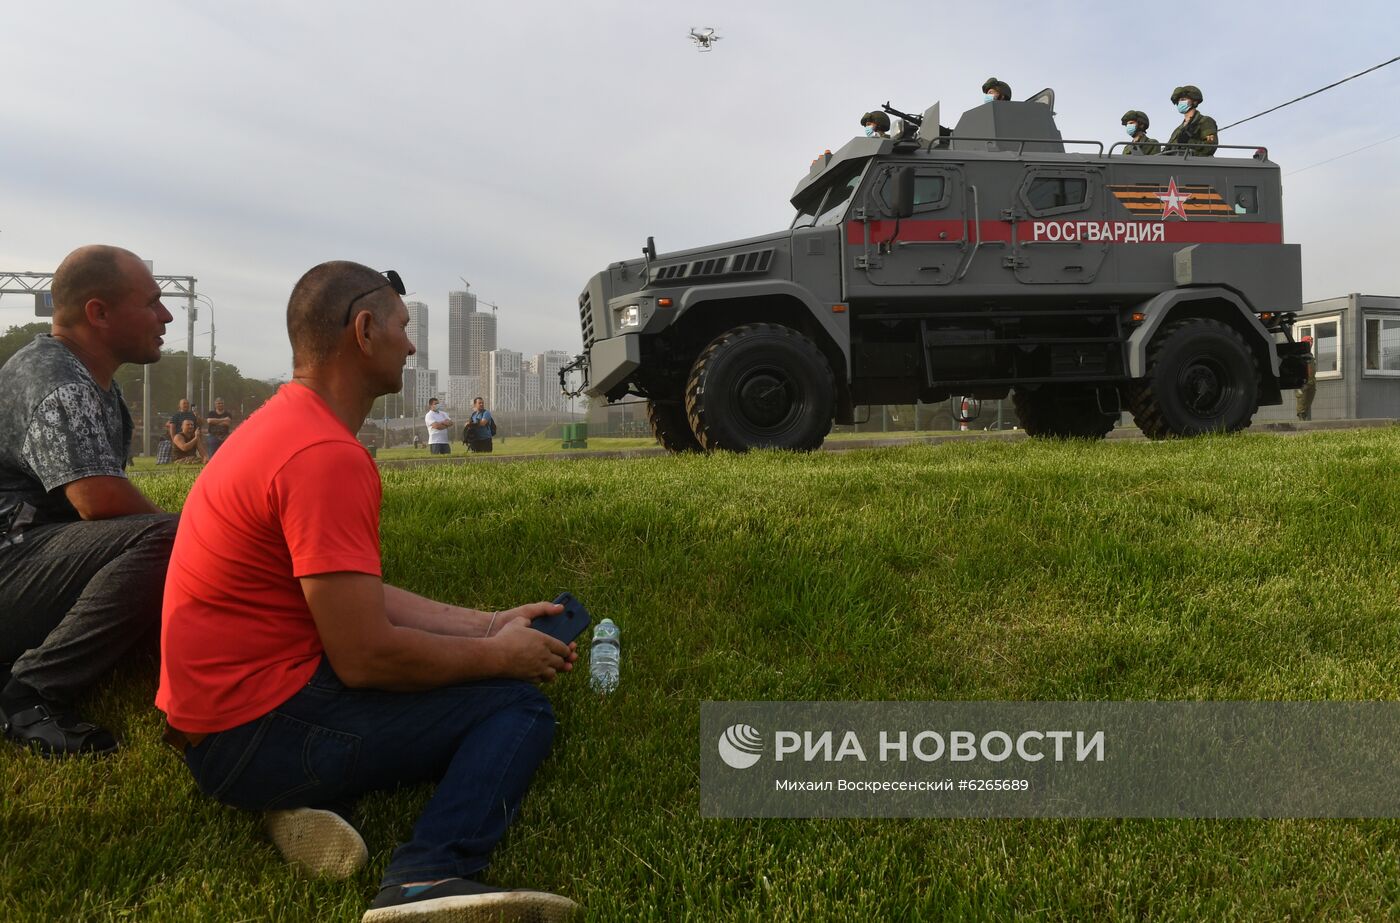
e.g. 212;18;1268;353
1156;177;1192;221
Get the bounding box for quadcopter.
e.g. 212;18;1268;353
688;27;721;52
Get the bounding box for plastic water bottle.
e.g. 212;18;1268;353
589;619;620;693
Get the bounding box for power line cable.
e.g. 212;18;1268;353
1220;55;1400;131
1286;131;1400;176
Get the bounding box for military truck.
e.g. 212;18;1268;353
562;90;1310;451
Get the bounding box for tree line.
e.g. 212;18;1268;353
1;322;280;430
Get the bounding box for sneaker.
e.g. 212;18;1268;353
361;878;579;923
263;807;368;879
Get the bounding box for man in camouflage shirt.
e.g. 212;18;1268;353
1121;109;1162;156
0;245;178;756
1167;85;1218;157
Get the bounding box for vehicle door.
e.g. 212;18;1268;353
849;164;967;290
1010;167;1110;284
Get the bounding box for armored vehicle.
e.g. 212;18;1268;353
563;90;1309;451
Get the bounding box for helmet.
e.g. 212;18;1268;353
982;77;1012;100
1171;85;1204;104
1120;109;1150;131
860;110;891;132
1302;335;1314;344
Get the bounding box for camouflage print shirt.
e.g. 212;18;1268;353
1167;112;1219;157
1125;135;1162;156
0;335;132;533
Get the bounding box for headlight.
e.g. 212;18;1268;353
617;305;641;329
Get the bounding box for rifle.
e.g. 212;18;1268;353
881;101;923;128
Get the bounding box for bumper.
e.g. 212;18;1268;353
584;334;642;398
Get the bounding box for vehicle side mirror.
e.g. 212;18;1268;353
891;167;916;219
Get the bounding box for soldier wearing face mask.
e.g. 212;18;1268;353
860;111;891;139
1166;85;1218;157
981;77;1012;102
1121;110;1161;155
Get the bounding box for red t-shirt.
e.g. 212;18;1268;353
156;382;382;733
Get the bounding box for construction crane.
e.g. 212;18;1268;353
459;276;498;315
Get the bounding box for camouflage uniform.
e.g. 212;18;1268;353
1168;111;1218;156
1120;110;1160;155
1125;136;1162;156
1166;87;1217;156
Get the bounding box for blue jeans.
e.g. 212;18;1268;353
183;658;555;886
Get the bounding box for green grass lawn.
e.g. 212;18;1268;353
6;429;1400;921
126;435;664;472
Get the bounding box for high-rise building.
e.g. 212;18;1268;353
447;287;476;376
402;368;439;417
467;312;497;377
520;362;541;413
448;374;479;417
483;349;522;413
447;285;497;378
404;301;429;370
530;350;572;413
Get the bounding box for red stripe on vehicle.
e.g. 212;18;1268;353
847;220;1283;246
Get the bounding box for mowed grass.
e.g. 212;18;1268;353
5;428;1400;921
126;435;663;472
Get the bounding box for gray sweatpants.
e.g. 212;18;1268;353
0;513;177;702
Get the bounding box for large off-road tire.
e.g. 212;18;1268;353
647;399;702;453
1129;318;1260;439
1011;385;1117;439
684;323;834;452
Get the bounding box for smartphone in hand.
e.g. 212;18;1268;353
531;592;592;645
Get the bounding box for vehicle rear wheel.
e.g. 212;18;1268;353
684;323;834;452
647;399;702;453
1129;318;1259;439
1011;385;1117;439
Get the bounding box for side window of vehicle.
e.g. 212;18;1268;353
1021;174;1094;217
874;171;949;215
1231;185;1259;215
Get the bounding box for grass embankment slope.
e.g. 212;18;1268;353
5;429;1400;921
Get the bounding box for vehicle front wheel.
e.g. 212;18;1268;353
1129;318;1260;438
684;323;834;452
647;399;702;453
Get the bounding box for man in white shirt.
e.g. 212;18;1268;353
423;398;452;455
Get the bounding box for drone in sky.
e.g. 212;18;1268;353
688;27;722;52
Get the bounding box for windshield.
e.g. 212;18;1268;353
791;160;869;229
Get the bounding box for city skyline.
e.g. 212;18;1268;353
401;285;576;417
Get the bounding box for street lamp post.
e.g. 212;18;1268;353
143;373;152;457
195;294;216;414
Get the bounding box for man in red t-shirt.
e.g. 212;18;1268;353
157;262;579;923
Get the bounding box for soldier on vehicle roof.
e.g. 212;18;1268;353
1121;110;1161;155
860;111;890;139
1167;85;1218;157
981;77;1012;102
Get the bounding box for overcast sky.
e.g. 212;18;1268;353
3;1;1397;381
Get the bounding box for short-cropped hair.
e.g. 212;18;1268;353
286;261;394;364
51;245;138;324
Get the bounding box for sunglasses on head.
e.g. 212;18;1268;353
343;269;406;326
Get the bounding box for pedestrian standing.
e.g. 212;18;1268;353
424;397;452;456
